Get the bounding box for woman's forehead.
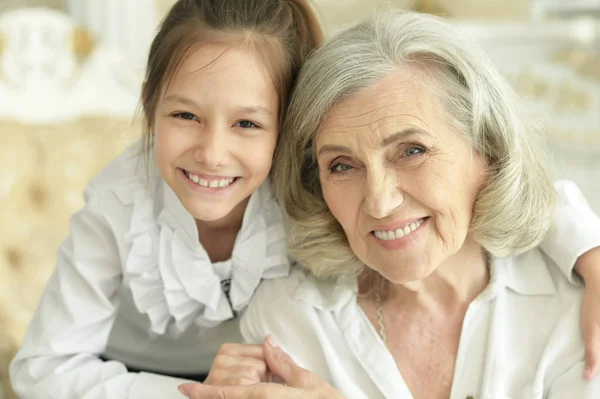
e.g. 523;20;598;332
319;75;438;134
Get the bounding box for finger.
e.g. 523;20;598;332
584;324;600;379
263;335;320;389
213;354;268;378
218;343;265;360
178;382;306;399
211;364;268;385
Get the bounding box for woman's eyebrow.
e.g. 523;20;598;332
380;128;431;148
317;127;431;157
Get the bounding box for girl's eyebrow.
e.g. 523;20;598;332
162;95;273;117
163;94;199;108
235;106;273;117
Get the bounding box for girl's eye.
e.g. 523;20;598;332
235;120;259;129
403;146;425;157
330;163;353;173
174;112;198;121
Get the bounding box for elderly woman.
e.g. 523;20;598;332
180;10;600;399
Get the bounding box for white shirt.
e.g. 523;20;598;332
10;139;290;399
241;182;600;399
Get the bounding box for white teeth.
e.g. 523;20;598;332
185;171;235;188
374;218;425;241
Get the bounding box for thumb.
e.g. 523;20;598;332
263;335;320;389
584;324;600;380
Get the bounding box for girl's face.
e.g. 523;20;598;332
154;43;279;225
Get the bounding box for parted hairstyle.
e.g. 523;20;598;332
274;10;556;279
141;0;324;157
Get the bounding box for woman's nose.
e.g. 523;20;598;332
363;169;404;219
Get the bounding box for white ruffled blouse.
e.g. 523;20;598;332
10;139;290;399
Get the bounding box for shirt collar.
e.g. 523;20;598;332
495;249;557;296
293;248;557;310
294;270;358;312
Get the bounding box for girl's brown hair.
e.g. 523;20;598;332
141;0;324;155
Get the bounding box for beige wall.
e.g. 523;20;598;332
154;0;534;30
0;0;63;13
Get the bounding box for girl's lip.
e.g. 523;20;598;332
180;168;239;180
179;168;240;192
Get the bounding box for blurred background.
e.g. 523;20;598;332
0;0;598;397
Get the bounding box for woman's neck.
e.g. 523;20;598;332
195;197;250;262
386;237;489;313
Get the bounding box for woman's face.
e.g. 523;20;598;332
316;68;488;284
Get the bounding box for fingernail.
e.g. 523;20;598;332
585;366;593;379
178;384;189;395
266;334;280;349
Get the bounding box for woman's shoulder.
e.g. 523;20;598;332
510;247;584;299
242;266;356;335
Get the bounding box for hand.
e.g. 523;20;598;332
203;343;268;386
575;246;600;380
178;335;345;399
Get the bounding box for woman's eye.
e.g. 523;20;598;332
174;112;198;121
403;146;425;157
235;120;259;129
330;163;353;173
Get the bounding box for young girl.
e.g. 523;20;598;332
10;0;322;398
8;1;600;399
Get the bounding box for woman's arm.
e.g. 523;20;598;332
541;180;600;284
9;185;189;398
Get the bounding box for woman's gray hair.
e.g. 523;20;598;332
274;10;556;279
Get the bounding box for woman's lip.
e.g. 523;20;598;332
370;216;429;232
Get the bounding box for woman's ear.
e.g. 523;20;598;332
71;26;95;61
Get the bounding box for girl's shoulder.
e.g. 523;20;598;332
85;138;160;203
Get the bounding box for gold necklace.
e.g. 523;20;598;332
375;289;387;347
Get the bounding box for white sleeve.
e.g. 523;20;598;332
239;271;326;373
547;362;600;398
540;180;600;285
9;185;189;399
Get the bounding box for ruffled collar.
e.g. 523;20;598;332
120;174;290;335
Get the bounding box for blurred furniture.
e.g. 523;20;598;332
67;0;157;71
0;8;141;398
456;18;600;212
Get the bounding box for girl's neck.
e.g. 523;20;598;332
196;196;250;262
